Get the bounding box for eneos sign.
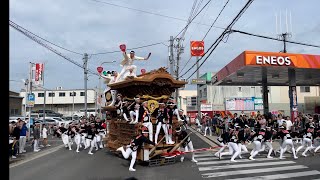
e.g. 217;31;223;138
190;41;204;57
255;55;291;66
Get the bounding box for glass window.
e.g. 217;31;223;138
38;93;44;97
70;92;76;96
300;86;310;93
48;93;55;97
59;92;66;97
80;92;85;96
238;87;242;92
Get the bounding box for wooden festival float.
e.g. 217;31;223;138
103;67;190;166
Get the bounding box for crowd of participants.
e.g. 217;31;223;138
194;111;320;161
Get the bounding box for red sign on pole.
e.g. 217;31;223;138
97;66;103;74
35;63;44;85
190;41;204;57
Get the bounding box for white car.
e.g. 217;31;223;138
38;117;71;127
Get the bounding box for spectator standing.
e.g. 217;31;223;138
11;122;21;158
248;115;255;131
285;116;293;132
19;120;28;154
42;125;51;147
33;123;41;152
259;115;267;129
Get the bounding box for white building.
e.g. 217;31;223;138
20;87;97;116
192;72;320;115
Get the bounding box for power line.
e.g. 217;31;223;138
173;0;213;40
9;21;83;55
202;0;230;40
181;0;255;80
229;29;320;48
9;20;99;76
179;0;230;75
90;42;166;55
89;0;224;30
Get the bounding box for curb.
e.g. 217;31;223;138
10;144;64;168
189;126;220;146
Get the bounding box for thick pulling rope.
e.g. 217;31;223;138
161;146;222;157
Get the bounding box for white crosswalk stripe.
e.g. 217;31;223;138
193;152;320;179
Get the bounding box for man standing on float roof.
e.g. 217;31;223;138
116;45;151;82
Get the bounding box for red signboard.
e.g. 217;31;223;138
97;66;103;74
35;63;44;85
190;41;204;57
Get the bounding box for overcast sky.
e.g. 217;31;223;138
9;0;320;92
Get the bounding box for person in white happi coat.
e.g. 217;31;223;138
275;126;298;159
296;125;316;157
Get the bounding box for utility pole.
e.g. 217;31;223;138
83;53;88;118
27;62;33;141
72;91;75;120
196;57;201;120
169;36;174;76
174;37;184;107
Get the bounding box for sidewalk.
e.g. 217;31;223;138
9;135;63;164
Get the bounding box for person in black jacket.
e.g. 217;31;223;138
11;122;21;158
259;126;274;158
296;125;316;157
175;126;197;163
237;125;250;159
116;129;155;172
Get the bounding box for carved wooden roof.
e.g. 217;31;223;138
108;67;187;98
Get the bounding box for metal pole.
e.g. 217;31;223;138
196;56;201;119
175;39;180;106
169;36;174;76
72;91;75;120
98;76;101;118
28;63;33;141
43;90;46;120
95;89;97;117
84;53;88;118
24;79;28;141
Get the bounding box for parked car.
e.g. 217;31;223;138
9;116;25;123
38;117;72;127
73;108;100;117
31;110;63;117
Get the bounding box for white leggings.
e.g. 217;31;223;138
215;142;227;155
296;138;313;155
259;141;273;157
119;147;137;170
155;122;168;144
86;138;96;153
181;141;195;160
250;141;261;158
220;142;240;161
130;110;139;123
143;122;153;141
204;126;212;136
280;139;297;158
238;143;248;157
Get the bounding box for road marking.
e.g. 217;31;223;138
194;153;216;158
226;170;320;180
199;161;295;171
10;144;64;168
197;157;277;165
202;165;307;178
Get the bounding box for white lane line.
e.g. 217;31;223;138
194;153;216;158
226;170;320;180
199;161;296;171
197;157;277;166
10;144;64;168
201;165;307;178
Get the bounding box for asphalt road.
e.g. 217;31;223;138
9;130;320;180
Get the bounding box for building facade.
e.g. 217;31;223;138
189;72;320;116
9;91;23;116
20;88;97;116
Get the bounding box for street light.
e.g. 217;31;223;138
98;60;116;119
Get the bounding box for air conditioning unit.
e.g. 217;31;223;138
56;86;63;90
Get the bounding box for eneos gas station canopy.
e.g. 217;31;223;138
212;51;320;86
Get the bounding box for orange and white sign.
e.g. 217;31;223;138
244;51;320;69
190;41;204;57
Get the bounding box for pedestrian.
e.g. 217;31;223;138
42;125;51;147
116;129;155;171
19;120;28;154
33;123;41;152
11;121;21;158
